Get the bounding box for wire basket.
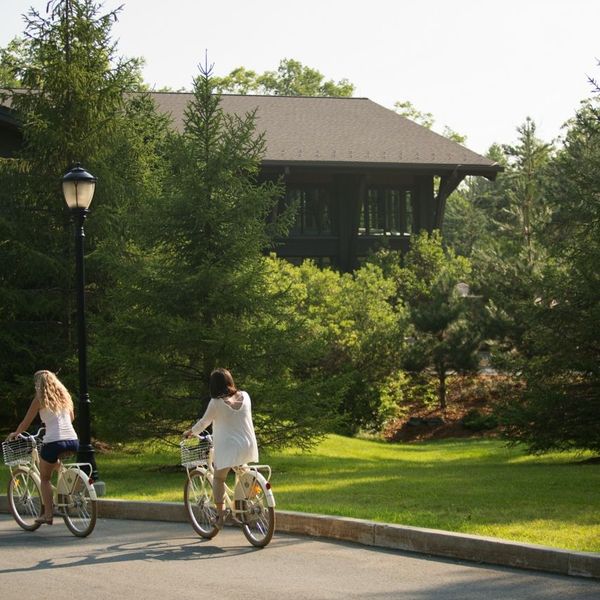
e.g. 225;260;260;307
2;437;37;467
181;437;212;468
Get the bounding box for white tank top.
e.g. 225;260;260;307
39;407;78;443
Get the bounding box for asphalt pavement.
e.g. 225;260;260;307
0;515;598;599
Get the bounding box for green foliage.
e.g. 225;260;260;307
394;100;466;143
497;99;600;453
213;58;354;97
442;185;490;257
470;119;553;360
377;232;482;410
393;100;434;128
462;408;498;432
263;257;408;433
0;37;30;87
443;106;599;454
92;64;345;448
0;0;154;427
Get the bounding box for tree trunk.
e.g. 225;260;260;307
438;367;447;411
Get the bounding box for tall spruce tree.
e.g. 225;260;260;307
94;61;340;447
499;99;600;453
0;0;163;429
473;120;553;361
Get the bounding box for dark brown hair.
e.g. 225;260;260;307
209;368;238;398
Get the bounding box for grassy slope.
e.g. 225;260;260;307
2;435;598;552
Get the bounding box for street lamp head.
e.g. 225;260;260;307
62;163;97;210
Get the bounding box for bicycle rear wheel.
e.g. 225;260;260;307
7;468;42;531
62;473;97;537
241;475;275;547
184;469;218;538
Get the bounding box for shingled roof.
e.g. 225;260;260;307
150;93;501;178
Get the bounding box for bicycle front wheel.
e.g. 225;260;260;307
241;476;275;547
7;468;42;531
62;473;97;537
184;469;218;538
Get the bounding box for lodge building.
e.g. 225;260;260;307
1;93;502;271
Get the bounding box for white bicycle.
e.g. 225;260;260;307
2;429;98;537
181;433;276;547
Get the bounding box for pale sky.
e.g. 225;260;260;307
1;0;598;154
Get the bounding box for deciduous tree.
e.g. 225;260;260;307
213;58;354;97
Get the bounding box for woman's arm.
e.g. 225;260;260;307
185;399;218;437
7;398;41;439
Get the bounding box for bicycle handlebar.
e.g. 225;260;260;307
181;431;213;445
8;427;44;442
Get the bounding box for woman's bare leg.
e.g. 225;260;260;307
213;467;230;526
39;458;55;520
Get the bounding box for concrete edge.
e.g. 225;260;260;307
1;495;598;579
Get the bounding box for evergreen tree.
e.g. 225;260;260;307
0;0;163;429
375;232;480;410
94;62;341;447
499;99;600;453
473;120;553;360
443;144;508;257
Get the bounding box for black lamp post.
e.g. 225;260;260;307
62;164;99;483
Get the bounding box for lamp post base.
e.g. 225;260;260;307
92;480;106;497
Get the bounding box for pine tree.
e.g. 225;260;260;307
93;60;327;443
0;0;162;428
499;99;600;453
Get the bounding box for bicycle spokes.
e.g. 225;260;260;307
184;470;218;538
8;469;43;531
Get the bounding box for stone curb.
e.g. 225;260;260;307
1;496;598;579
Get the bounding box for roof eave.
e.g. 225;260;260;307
262;159;503;178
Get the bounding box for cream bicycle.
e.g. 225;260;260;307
181;433;276;547
2;429;98;537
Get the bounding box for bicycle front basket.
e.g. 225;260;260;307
181;437;212;468
2;438;35;467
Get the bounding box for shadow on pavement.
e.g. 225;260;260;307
0;528;303;574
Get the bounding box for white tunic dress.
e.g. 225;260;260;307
191;391;259;470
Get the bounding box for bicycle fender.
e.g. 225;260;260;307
236;469;276;508
57;467;98;501
190;466;213;483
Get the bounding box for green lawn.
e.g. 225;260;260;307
2;435;598;552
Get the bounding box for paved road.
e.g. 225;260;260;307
0;515;597;599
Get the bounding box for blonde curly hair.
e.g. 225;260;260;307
34;370;74;414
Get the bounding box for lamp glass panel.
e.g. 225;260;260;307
62;180;96;209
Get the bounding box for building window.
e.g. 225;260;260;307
359;188;412;236
287;187;332;236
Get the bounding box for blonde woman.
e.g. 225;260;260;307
7;370;79;525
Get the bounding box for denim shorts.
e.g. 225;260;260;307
40;439;79;463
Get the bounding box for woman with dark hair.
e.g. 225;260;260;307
183;368;258;529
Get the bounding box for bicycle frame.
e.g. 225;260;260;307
182;434;276;546
8;432;98;510
184;443;275;514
